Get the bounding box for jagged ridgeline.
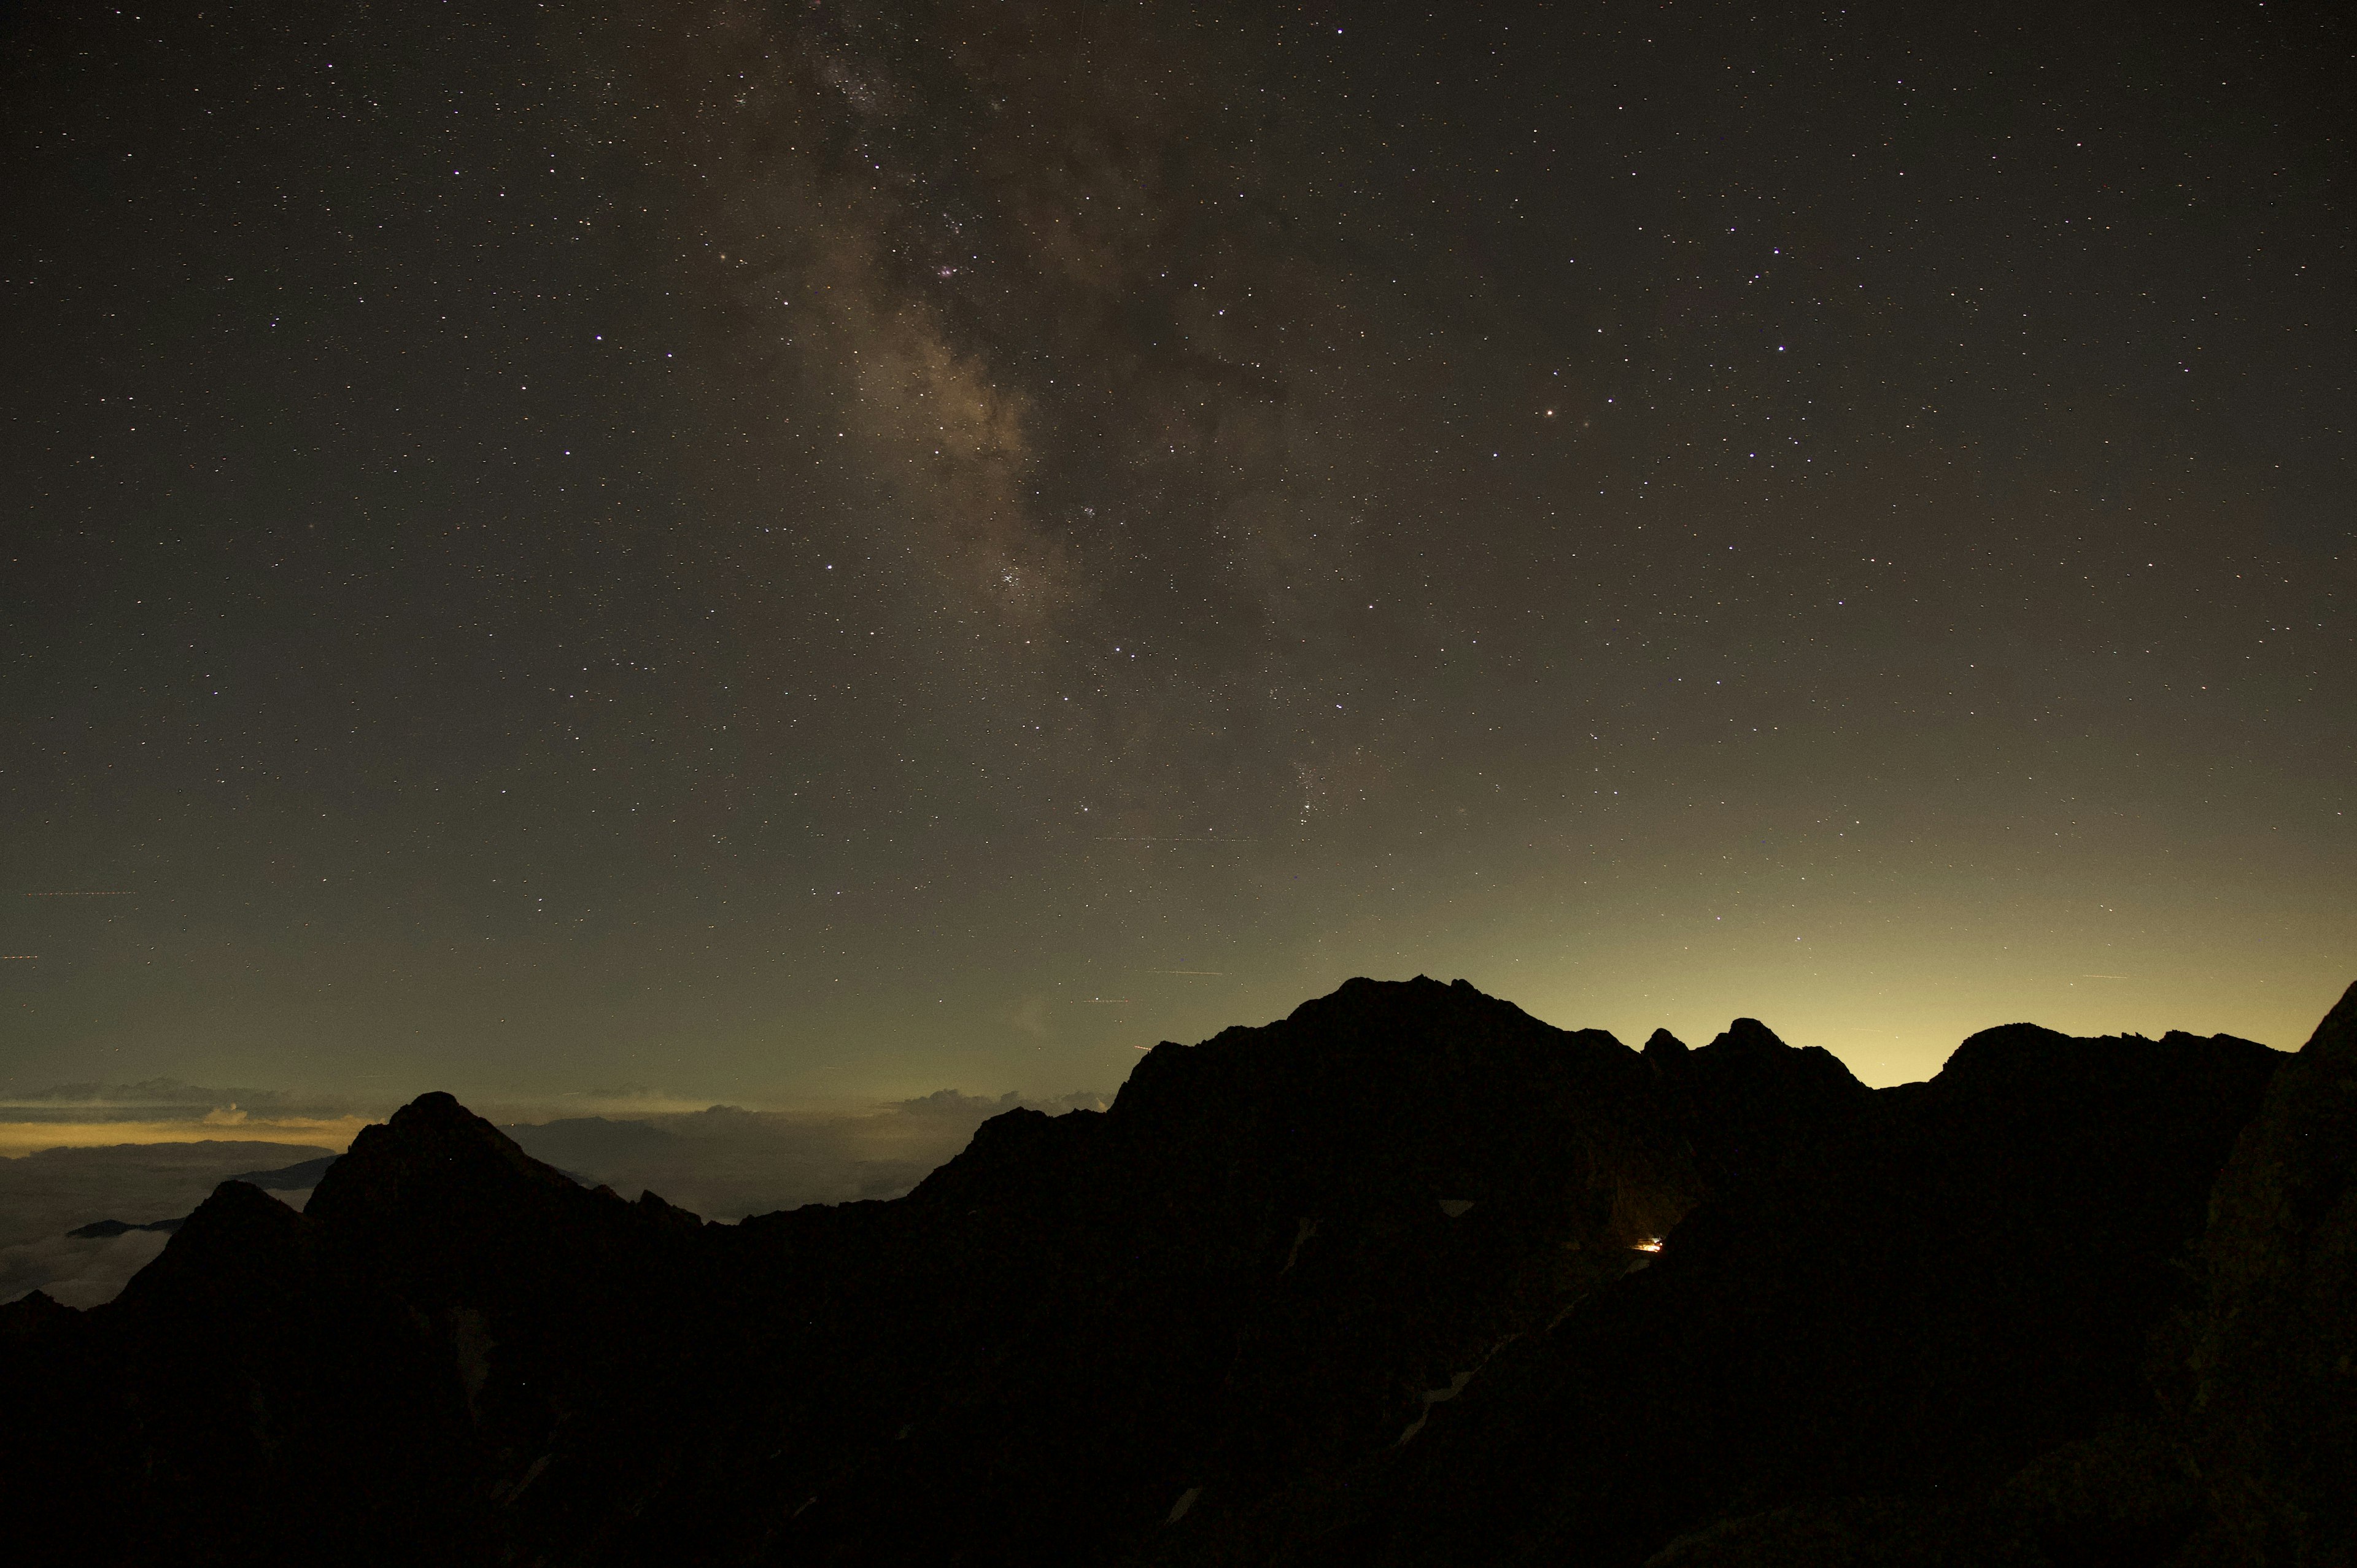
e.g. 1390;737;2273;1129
4;976;2351;1567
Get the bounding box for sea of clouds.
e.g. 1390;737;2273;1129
1;1083;1108;1306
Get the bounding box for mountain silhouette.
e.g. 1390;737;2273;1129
63;1216;184;1238
53;1156;335;1242
225;1152;341;1189
1;975;2345;1568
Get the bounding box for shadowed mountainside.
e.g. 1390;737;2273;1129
2;975;2343;1568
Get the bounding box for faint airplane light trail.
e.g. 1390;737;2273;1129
2;955;37;960
24;890;136;897
2081;974;2130;979
1141;968;1224;976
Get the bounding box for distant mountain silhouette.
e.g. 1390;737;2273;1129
225;1153;341;1189
63;1215;185;1238
48;1155;340;1245
2;975;2346;1568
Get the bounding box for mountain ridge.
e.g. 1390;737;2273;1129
1;975;2341;1568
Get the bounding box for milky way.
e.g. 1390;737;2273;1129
2;0;2348;1111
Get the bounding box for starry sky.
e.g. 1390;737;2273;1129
3;0;2350;1119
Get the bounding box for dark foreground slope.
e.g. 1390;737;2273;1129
1152;1018;2288;1568
1;976;2338;1568
2180;979;2357;1567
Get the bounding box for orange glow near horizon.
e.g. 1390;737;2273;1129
0;1117;368;1159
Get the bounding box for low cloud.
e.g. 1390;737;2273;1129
0;1077;368;1120
0;1078;377;1156
0;1227;174;1310
0;1085;1110;1305
505;1089;1109;1220
0;1140;336;1305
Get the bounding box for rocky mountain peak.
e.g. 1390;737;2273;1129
1705;1016;1787;1052
306;1090;582;1231
3;978;2342;1568
109;1180;312;1317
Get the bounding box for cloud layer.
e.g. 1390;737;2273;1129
505;1088;1108;1219
0;1086;1107;1303
0;1140;336;1305
0;1079;376;1154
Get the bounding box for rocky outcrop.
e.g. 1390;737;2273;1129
7;1180;487;1566
2185;979;2357;1566
0;976;2332;1568
1145;1014;2283;1568
1645;1013;1873;1190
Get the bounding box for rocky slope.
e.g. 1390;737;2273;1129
2;975;2342;1568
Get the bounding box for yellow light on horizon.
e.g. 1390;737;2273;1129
0;1116;368;1158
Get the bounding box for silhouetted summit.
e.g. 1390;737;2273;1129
924;973;1701;1245
1;975;2342;1568
1642;1012;1869;1191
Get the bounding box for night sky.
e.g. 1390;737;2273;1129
4;0;2350;1118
